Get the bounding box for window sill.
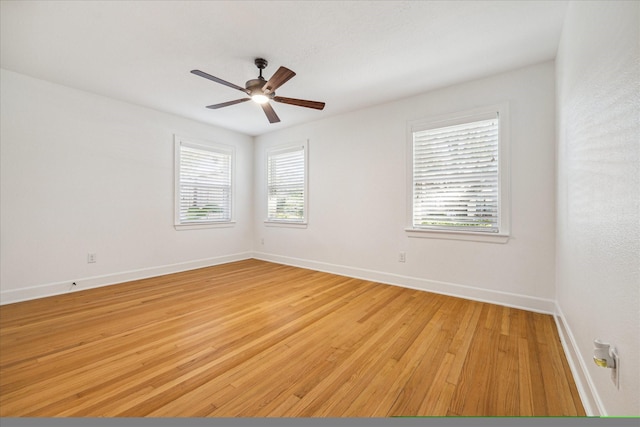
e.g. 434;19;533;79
264;220;308;229
175;221;236;231
405;227;510;244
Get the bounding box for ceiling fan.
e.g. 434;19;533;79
191;58;325;124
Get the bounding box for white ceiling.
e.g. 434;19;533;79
1;1;568;136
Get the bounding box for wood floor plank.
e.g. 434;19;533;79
416;352;456;415
518;337;535;416
0;259;585;417
496;332;519;415
525;312;550;415
387;311;455;416
445;300;483;386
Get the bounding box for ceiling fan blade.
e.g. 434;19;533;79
273;96;326;110
206;98;251;109
191;70;249;94
262;66;296;95
260;102;281;123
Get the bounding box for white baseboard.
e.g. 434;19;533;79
0;252;253;305
253;252;556;314
554;303;605;416
2;251;556;313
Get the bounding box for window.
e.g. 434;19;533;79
407;104;510;242
174;136;234;229
266;141;308;225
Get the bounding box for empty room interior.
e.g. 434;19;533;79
0;0;638;419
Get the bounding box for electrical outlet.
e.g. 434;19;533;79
399;252;406;263
87;253;97;263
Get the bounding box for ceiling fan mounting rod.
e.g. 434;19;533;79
255;58;268;79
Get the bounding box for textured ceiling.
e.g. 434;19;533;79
0;1;568;136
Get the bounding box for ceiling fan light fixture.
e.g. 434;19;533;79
251;93;270;104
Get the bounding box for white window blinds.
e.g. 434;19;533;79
267;145;306;222
412;115;500;233
177;142;232;224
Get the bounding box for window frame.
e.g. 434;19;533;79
405;103;510;243
174;135;235;230
264;140;309;228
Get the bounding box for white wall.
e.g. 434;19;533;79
0;69;254;304
254;61;557;313
555;1;639;416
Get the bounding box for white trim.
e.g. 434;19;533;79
554;303;605;416
264;220;308;229
252;252;555;314
265;140;309;224
0;252;252;306
405;228;510;243
406;103;511;240
174;134;236;229
174;221;236;231
2;252;556;313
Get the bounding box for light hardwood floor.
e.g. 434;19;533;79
0;259;585;417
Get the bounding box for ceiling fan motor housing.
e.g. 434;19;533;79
246;78;274;98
